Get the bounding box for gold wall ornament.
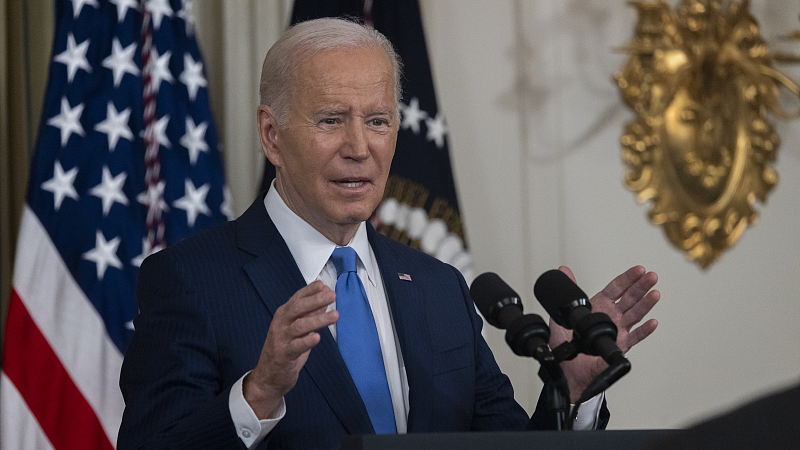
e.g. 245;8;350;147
614;0;800;269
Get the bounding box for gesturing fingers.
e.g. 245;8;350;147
599;265;647;302
271;281;338;356
244;281;340;418
619;287;660;329
279;281;335;322
585;266;660;355
615;270;658;312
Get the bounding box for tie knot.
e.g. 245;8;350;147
331;246;357;276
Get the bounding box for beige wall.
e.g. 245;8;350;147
194;0;295;216
197;0;800;429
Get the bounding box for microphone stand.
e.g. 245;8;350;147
507;312;632;430
536;352;571;430
505;314;571;430
549;312;633;425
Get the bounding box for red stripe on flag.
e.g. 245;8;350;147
3;288;115;450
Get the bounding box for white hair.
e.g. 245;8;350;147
259;17;403;127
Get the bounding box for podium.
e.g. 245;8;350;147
341;429;678;450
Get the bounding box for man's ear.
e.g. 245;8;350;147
257;105;282;167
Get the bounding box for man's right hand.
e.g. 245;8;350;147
243;280;339;419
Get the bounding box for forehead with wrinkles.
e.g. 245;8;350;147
288;46;397;118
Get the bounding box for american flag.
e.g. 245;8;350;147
1;1;230;448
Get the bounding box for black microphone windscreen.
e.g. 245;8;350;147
533;269;589;322
470;272;520;320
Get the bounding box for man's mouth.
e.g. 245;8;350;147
336;179;368;188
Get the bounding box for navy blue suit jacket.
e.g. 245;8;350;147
118;195;607;450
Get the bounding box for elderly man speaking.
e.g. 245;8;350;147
118;17;659;450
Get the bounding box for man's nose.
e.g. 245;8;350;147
341;121;370;160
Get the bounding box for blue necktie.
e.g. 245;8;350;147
330;246;396;434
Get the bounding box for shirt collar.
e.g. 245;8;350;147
264;182;376;287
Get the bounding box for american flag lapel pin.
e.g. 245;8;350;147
398;273;412;281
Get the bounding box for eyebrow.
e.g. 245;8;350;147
314;107;395;118
370;108;394;116
365;106;398;120
315;107;349;117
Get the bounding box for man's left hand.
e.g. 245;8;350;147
549;265;660;403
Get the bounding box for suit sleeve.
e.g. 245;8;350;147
117;249;246;450
448;265;528;431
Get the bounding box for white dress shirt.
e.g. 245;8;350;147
229;185;601;448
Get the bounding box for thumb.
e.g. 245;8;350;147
548;315;572;347
558;265;577;283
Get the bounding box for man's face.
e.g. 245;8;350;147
265;45;398;243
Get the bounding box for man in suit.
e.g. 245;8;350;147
118;17;660;450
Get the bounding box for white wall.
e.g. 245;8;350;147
197;0;800;430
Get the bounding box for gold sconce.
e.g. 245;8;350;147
615;0;800;268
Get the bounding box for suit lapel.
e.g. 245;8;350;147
236;196;374;435
368;225;434;432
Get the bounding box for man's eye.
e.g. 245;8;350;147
322;118;337;125
371;119;386;126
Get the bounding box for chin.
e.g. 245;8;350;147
340;197;381;218
342;212;371;224
336;206;375;225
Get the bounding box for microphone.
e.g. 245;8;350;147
534;269;630;403
470;272;550;359
471;272;571;428
533;269;623;363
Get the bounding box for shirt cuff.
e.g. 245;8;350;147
572;392;605;430
229;372;286;449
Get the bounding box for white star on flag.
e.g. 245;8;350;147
150;115;172;149
89;166;129;216
54;33;92;83
180;117;208;165
82;230;123;281
179;53;206;102
109;0;138;22
47;97;85;147
150;49;174;94
401;97;428;135
173;179;211;227
137;180;169;222
102;38;140;87
94;101;133;151
146;0;174;30
177;0;196;36
71;0;98;18
41;160;80;210
425;113;448;149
